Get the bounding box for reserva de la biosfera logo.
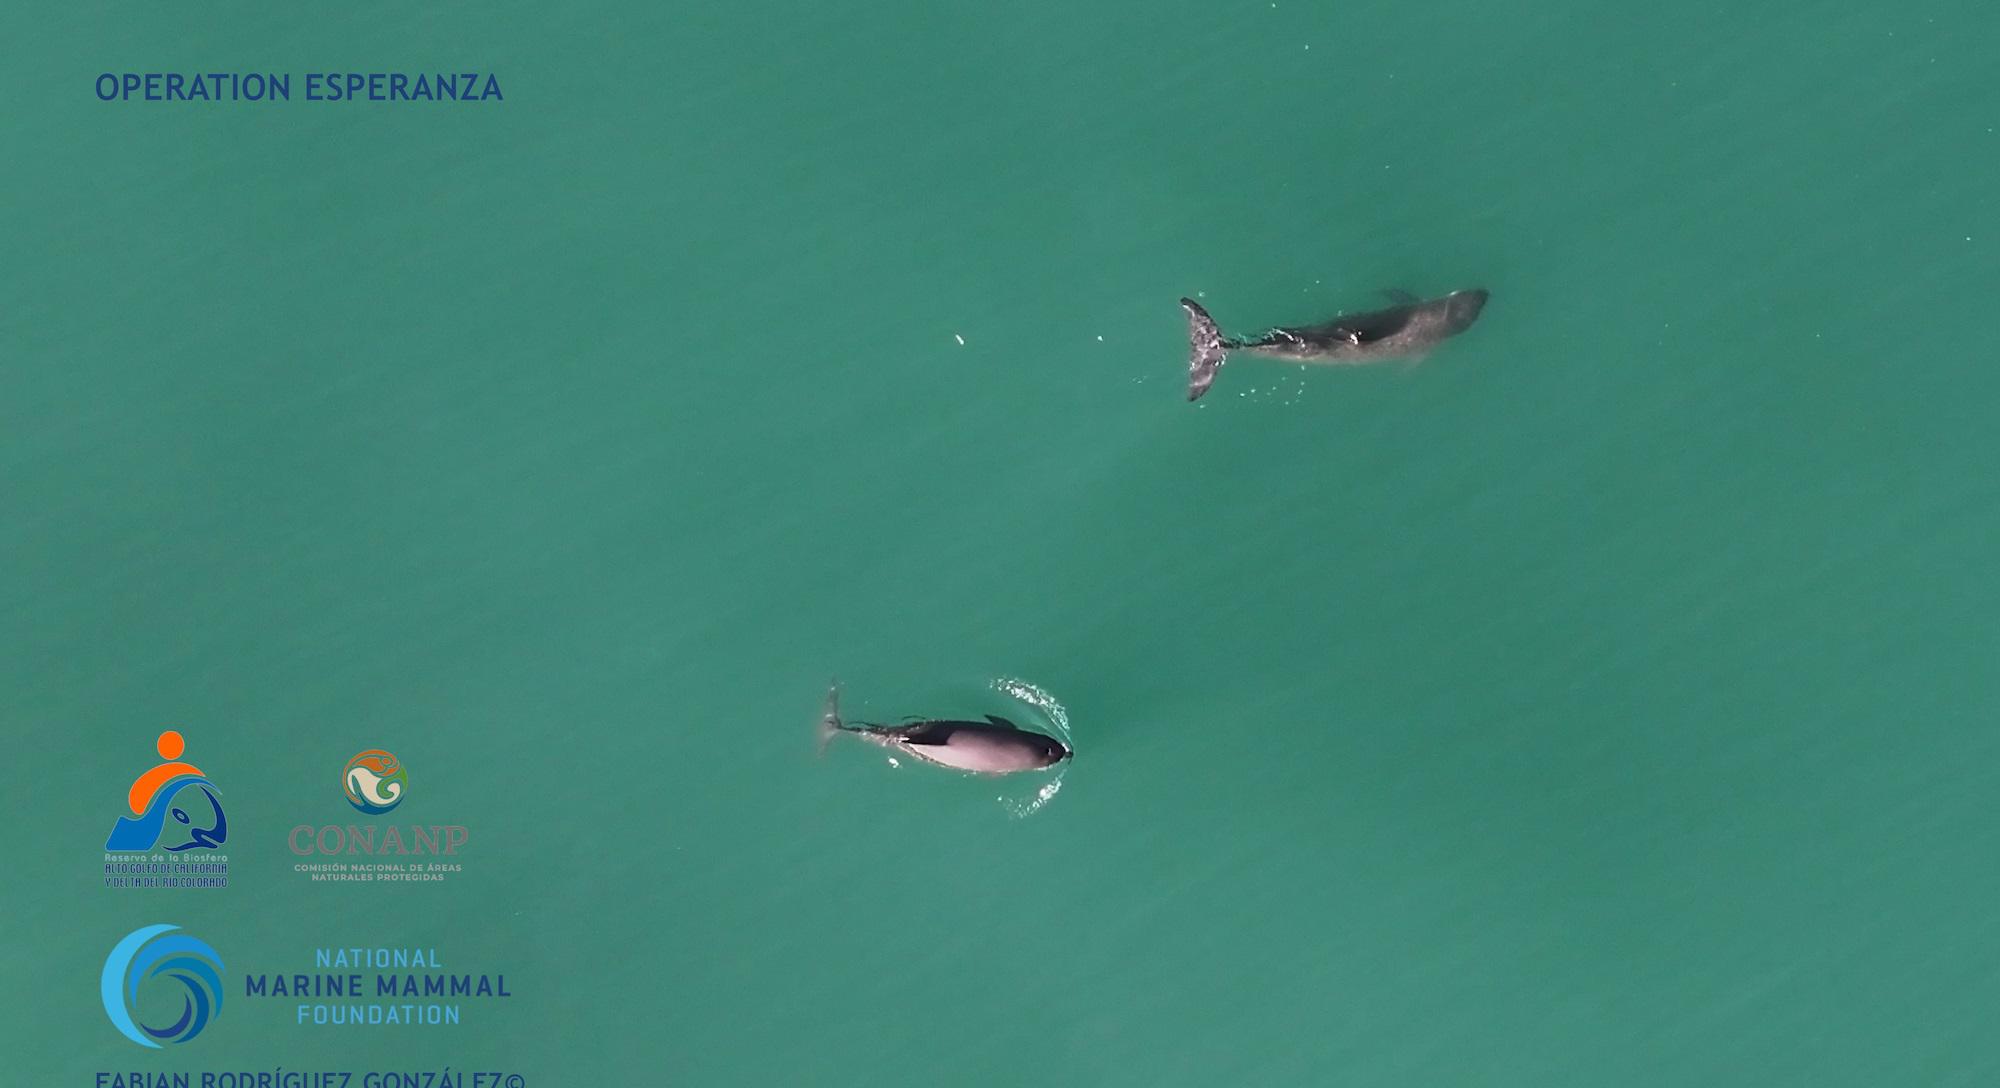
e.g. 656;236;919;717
104;731;229;888
102;925;225;1047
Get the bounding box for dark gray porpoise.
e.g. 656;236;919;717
1180;288;1489;401
817;684;1070;775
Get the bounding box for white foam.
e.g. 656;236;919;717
991;677;1073;818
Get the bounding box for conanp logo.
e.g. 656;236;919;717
289;746;465;882
101;924;225;1047
343;749;408;814
105;731;227;852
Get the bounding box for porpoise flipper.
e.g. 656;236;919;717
1331;305;1416;343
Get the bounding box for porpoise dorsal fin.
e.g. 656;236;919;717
983;714;1020;730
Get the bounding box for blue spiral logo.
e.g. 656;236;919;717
101;924;225;1048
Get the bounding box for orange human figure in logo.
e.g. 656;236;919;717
127;730;205;814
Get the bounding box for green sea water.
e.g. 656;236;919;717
7;0;1999;1084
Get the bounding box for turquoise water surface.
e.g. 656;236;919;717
7;0;1999;1084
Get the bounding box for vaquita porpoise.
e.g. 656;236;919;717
1179;288;1489;401
816;683;1070;774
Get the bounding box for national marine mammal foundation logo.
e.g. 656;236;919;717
101;924;225;1047
103;730;229;888
343;749;408;813
97;927;517;1054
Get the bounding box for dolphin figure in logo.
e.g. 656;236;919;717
816;683;1070;774
1180;288;1489;401
105;775;227;851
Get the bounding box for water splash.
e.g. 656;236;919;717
992;677;1072;818
1225;365;1317;406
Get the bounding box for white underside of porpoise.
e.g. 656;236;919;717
891;733;1053;774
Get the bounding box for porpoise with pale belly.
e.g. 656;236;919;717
816;683;1070;774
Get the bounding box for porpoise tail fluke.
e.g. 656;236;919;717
1180;297;1230;402
817;681;843;757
